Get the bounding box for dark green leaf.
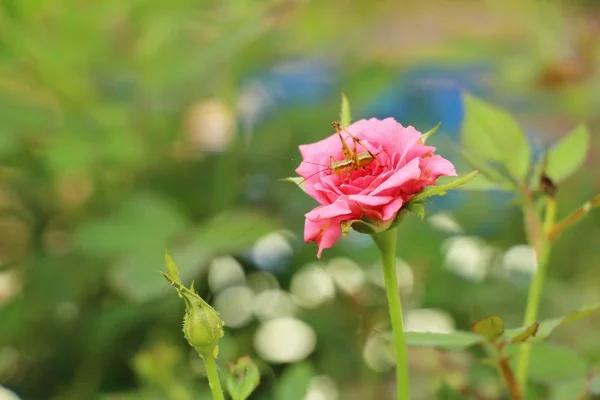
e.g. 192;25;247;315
462;93;530;180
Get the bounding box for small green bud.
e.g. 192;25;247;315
182;290;224;359
226;356;260;400
163;250;224;359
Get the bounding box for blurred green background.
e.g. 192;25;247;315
0;1;599;399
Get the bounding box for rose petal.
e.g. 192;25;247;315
381;197;404;220
370;158;421;196
305;199;353;221
304;217;344;258
347;194;394;207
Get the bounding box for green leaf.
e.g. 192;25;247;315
461;93;530;180
471;315;504;341
459;149;515;190
526;343;588;383
275;363;314;400
505;303;600;342
421;122;441;144
544;125;590;182
339;92;352;127
404;202;425;220
404;331;483;350
410;171;479;202
226;356;260;400
510;322;539;343
163;250;181;286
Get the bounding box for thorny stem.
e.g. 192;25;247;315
372;228;410;400
202;355;225;400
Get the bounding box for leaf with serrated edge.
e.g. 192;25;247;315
411;171;479;203
505;303;600;342
404;202;425;219
462;93;530;180
471;315;504;341
340;92;352;128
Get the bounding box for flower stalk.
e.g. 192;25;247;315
516;194;555;386
372;228;410;400
203;356;225;400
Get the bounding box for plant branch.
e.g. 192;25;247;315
548;194;600;241
496;342;523;400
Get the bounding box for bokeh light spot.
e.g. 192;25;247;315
214;286;254;328
208;256;245;293
254;317;316;363
290;264;335;308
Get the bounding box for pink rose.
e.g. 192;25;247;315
295;118;457;257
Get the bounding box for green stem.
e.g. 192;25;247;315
203;356;225;400
372;228;410;400
516;197;555;386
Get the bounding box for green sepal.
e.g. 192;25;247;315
280;176;307;192
339;92;352;127
410;170;479;203
420;122;441;144
403;201;426;220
